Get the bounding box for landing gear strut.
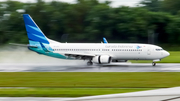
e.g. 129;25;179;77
152;62;156;66
87;61;93;66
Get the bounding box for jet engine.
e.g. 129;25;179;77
92;55;111;64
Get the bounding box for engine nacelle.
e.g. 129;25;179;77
92;55;111;64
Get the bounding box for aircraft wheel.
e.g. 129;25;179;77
87;61;93;66
152;62;156;66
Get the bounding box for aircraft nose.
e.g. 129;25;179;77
164;51;170;57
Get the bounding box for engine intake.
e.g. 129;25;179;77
92;55;111;64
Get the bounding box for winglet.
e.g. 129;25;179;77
103;37;108;44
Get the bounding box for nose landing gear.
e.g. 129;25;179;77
152;59;160;66
152;62;156;66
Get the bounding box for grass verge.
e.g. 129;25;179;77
0;72;179;88
0;88;154;97
0;72;179;97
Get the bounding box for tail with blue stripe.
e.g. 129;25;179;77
23;14;54;52
23;14;49;44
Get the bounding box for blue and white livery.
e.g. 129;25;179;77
23;14;170;66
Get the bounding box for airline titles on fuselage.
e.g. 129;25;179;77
105;45;133;48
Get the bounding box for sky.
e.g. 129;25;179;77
0;0;143;7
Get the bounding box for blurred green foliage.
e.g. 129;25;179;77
0;0;180;50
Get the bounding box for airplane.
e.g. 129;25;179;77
20;14;170;66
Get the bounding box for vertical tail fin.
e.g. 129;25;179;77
23;14;49;44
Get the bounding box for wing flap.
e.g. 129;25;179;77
64;53;95;59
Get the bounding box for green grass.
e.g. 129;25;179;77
130;51;180;63
0;72;180;88
0;72;180;97
0;88;154;97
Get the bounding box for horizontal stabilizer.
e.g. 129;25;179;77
9;43;38;48
9;43;28;47
40;42;53;52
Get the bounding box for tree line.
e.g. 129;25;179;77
0;0;180;50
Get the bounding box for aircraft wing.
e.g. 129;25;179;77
64;52;96;59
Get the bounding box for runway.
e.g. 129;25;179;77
0;63;180;72
0;50;178;72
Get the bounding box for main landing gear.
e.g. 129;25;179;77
152;62;156;66
87;60;93;66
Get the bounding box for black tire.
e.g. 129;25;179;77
87;62;93;66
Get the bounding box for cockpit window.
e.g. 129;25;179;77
156;49;163;51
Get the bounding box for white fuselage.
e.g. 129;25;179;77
50;42;170;61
